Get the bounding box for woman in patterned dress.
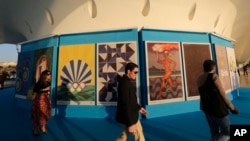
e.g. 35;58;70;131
31;70;51;136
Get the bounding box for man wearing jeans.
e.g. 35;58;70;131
115;62;147;141
197;59;239;141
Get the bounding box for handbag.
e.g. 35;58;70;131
26;85;36;100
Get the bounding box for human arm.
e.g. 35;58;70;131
127;107;147;134
139;107;147;116
213;74;239;114
41;86;50;91
33;82;50;93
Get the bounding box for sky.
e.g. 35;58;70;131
0;44;18;62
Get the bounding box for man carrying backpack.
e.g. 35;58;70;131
197;59;239;141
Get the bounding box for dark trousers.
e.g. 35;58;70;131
204;113;230;141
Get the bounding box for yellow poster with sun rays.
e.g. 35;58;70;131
57;44;95;105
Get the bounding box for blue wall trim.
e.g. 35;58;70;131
140;28;210;42
209;33;232;47
56;105;117;118
145;90;236;119
59;28;138;45
138;31;148;107
21;36;59;51
238;87;250;93
145;100;200;118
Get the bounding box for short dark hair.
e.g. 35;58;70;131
125;62;138;74
203;59;216;72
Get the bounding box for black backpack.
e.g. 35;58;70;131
198;73;228;118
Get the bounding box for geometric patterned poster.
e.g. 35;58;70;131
215;45;232;92
97;41;137;105
145;41;184;104
57;44;95;105
182;43;212;99
226;47;239;90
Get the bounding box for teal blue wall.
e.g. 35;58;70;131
15;29;237;119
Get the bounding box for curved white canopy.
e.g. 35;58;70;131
0;0;249;63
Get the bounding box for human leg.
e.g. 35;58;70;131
31;98;40;136
37;94;51;133
32;120;40;136
133;120;145;141
215;116;230;141
116;124;129;141
219;116;230;135
205;113;220;139
31;111;40;136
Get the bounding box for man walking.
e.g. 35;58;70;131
115;62;147;141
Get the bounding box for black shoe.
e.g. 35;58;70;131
33;129;40;136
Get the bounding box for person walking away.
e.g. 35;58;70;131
243;65;248;76
197;60;239;141
31;70;52;136
115;62;147;141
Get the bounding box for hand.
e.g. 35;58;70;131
230;107;239;114
128;124;136;134
139;107;147;116
44;86;51;91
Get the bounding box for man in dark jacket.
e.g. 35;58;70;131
115;62;147;141
197;59;239;141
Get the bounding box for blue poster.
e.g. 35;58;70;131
15;51;34;98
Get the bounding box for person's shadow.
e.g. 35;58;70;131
105;106;116;119
54;85;69;118
104;73;122;121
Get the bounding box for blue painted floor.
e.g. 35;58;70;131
0;87;249;141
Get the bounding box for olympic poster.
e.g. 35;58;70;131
15;51;34;99
145;41;184;104
215;45;232;92
226;47;239;90
57;44;95;105
97;42;138;105
182;43;212;99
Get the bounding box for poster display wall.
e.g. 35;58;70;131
214;45;232;92
13;29;238;118
57;44;95;105
145;41;184;104
182;43;212;99
97;41;138;105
